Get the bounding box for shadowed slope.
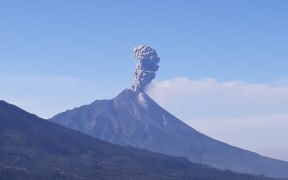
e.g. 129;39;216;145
1;100;278;180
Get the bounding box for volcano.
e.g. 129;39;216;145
1;100;279;180
51;89;288;178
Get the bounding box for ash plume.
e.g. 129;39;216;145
132;45;160;92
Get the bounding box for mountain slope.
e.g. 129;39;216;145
51;89;288;178
1;100;278;180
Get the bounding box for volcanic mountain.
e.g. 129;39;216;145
1;100;279;180
51;89;288;178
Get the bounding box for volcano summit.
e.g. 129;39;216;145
51;46;288;178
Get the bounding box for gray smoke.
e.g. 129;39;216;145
132;45;160;92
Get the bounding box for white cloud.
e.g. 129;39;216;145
146;77;288;161
146;77;288;120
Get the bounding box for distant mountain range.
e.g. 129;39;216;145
50;89;288;178
1;100;280;180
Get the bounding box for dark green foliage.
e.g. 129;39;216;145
0;100;280;180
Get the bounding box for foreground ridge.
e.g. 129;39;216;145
0;100;277;180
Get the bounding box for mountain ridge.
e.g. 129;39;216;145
1;99;279;180
51;89;288;178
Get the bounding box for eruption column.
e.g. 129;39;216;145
132;45;160;92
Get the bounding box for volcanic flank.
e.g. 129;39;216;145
0;101;278;180
51;46;288;178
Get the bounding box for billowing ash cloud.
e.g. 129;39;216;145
132;45;160;92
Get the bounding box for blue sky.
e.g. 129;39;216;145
1;1;288;160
